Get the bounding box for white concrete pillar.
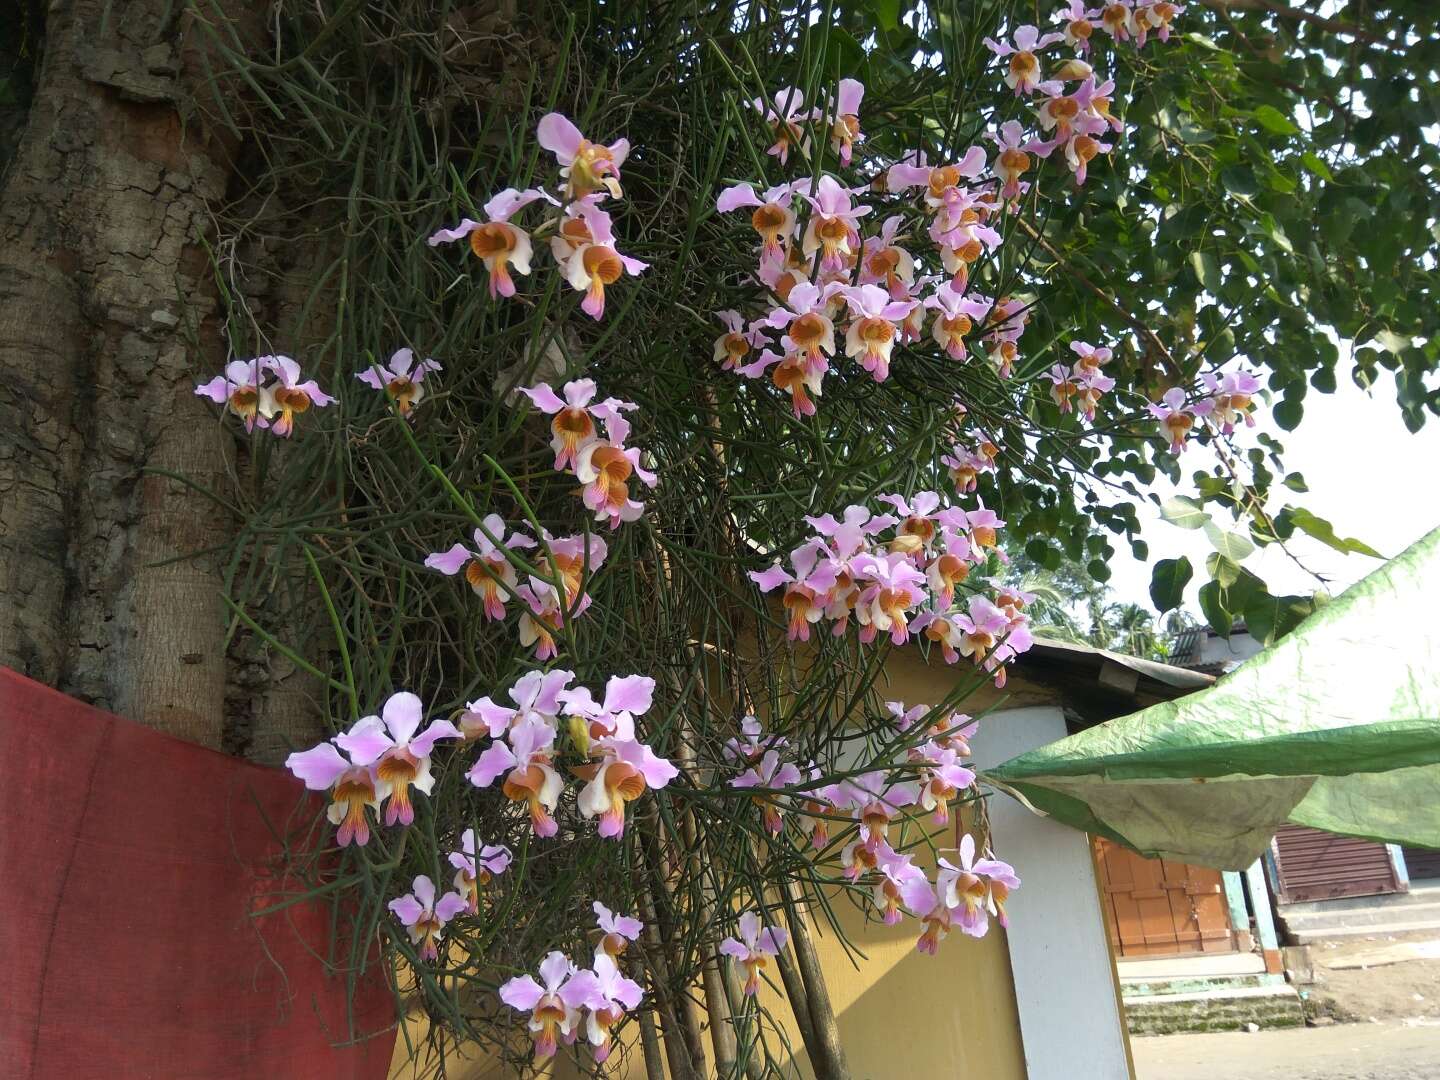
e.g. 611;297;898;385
973;706;1133;1080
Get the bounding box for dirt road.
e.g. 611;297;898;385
1133;1021;1440;1080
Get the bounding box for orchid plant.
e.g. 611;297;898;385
202;2;1329;1074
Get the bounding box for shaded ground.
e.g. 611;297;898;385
1133;1020;1440;1080
1302;933;1440;1024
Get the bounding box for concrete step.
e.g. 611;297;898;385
1278;883;1440;918
1279;900;1440;932
1123;984;1305;1037
1288;918;1440;945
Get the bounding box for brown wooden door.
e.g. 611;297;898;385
1094;838;1236;957
1273;825;1403;902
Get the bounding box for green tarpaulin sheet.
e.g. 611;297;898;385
989;526;1440;870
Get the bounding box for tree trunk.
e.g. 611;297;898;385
0;1;317;754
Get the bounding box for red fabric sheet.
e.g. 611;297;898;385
1;667;394;1078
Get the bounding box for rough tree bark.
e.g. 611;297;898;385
0;1;321;756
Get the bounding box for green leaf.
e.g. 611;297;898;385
1149;557;1193;613
1282;472;1308;493
1253;104;1301;136
1301;152;1335;182
1282;507;1384;559
1204;520;1256;562
1197;580;1234;637
1244;590;1315;646
867;0;902;31
1189;251;1222;293
1159;495;1209;530
1221;165;1259;197
1205;552;1241;589
1087;558;1113;583
1273;397;1304;431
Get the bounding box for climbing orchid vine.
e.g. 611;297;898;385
192;2;1377;1075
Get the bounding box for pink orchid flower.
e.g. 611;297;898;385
941;445;989;493
593;901;645;959
536;113;630;200
901;872;954;955
720;912;789;996
1202;369;1261;433
567;953;645;1063
887;146;987;211
826;78;865;166
557;672;655;753
984;25;1067;95
913;742;976;826
518;378;637;472
739;347;825;419
499;951;584;1062
533;530;608;610
461;668;575;742
426;187;557;298
751;87;820;165
925;532;973;608
284;739;388;847
913;609;964;665
765;281;846;369
195;358;276;432
469;717;565;837
851;550;927;645
448;828;512;913
1046;363;1081;414
1098;1;1138;43
355;348;442;416
801;175;870;273
1071;339;1113;374
840;284;916;383
877;490;946;558
859;215;917;294
512;584;563;661
944;834;1022;937
713;310;752;371
1133;1;1185;45
1055;0;1100;53
990;121;1039;202
840;771;916;859
424;513;537;621
928;204;1002;292
952;595;1027;687
925;283;991;362
1075;365;1116;422
258;355;334;437
799;765;842;850
1148;387;1214;453
388;874;468;963
840;834;895;881
874;853;928;925
1078;76;1124;134
722;715;788;763
556;202;647;320
886;700;929;733
335;691;461;827
578;715;679;839
574;409;657;530
806;503;897;559
749;540;839;641
716;182;800;256
994;586;1037;628
731;748;804;834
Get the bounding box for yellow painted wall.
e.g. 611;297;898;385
390;657;1068;1078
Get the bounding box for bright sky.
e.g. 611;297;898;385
1105;355;1440;613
